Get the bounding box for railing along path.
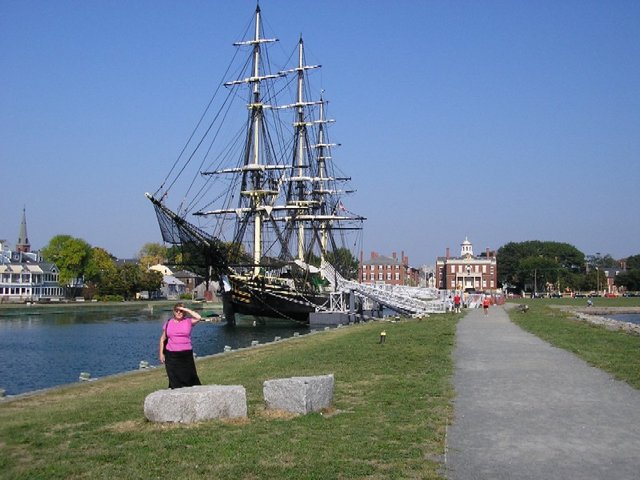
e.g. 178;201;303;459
320;262;446;315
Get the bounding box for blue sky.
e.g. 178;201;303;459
2;0;639;266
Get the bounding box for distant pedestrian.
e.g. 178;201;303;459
379;330;386;344
159;303;204;389
482;296;490;315
454;294;461;313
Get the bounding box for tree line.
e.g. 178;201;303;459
38;235;361;301
39;235;640;299
40;235;171;301
496;240;640;294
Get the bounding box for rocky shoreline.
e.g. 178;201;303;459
564;307;640;335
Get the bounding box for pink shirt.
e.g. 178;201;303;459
164;318;194;352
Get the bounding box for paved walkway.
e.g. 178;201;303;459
446;304;640;480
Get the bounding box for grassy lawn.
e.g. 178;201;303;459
506;298;640;389
508;296;640;308
0;316;458;479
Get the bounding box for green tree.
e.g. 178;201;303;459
325;248;359;280
519;255;560;294
118;263;142;300
615;270;640;291
99;263;143;300
497;241;585;292
84;247;117;284
166;245;183;265
175;240;232;279
138;243;167;268
140;269;163;294
625;255;640;271
41;235;92;296
578;269;606;292
83;247;117;299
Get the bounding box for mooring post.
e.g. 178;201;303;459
349;289;355;323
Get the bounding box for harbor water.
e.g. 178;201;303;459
0;304;308;396
606;313;640;325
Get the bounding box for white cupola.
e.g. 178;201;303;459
460;237;473;258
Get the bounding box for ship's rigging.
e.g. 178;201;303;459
146;5;364;323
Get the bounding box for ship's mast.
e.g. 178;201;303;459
294;38;306;261
280;37;320;262
250;7;263;274
223;6;280;276
314;95;332;260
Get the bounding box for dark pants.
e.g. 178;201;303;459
164;349;201;389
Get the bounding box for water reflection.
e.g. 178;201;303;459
0;305;309;396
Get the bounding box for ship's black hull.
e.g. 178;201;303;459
222;274;330;325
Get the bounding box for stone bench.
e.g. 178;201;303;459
263;374;334;415
144;385;247;423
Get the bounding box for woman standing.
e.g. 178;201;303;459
159;303;203;388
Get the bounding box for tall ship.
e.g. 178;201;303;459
146;5;365;325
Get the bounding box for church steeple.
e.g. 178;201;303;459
16;207;31;253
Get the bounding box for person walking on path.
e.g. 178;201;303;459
453;293;461;313
482;295;490;315
446;305;640;480
159;303;203;389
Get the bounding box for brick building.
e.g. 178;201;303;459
359;251;420;286
436;238;498;292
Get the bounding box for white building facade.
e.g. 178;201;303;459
1;209;64;303
0;243;64;303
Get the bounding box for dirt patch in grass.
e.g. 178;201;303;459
254;406;299;420
103;419;145;433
